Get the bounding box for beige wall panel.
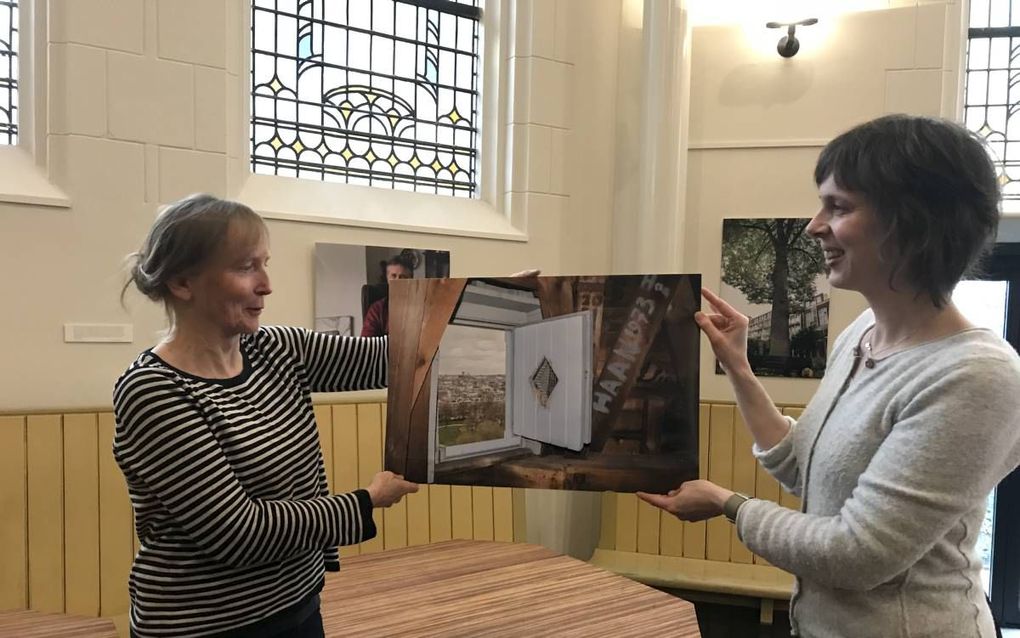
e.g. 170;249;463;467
108;53;195;147
63;414;101;616
885;68;943;116
50;0;145;53
0;416;27;611
98;413;133;617
49;44;108;137
158;0;227;67
27;416;64;613
158;148;228;203
195;67;228;154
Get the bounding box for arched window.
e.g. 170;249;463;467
0;0;18;146
250;0;482;198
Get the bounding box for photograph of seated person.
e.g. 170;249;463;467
360;255;414;337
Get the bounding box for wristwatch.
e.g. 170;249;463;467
723;492;751;523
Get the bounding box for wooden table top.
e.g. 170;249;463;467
322;540;701;637
0;610;118;637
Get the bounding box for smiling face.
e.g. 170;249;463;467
807;174;895;296
183;221;272;338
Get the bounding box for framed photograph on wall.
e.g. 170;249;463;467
314;243;451;338
719;218;830;378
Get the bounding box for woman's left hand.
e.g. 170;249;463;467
637;480;733;522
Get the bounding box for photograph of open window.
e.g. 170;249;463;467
387;274;701;493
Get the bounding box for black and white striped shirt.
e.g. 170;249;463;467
113;326;386;637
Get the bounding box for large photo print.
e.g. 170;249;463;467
385;274;701;493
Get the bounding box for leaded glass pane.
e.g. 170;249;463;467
0;0;17;146
251;0;482;198
966;1;1020;202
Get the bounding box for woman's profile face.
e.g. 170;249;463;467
807;175;892;296
186;222;272;338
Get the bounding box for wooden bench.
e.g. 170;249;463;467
0;610;118;637
590;403;803;634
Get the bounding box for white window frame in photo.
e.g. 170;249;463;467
0;0;70;209
233;0;523;241
430;321;523;465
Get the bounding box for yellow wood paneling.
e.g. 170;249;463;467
63;413;101;616
682;404;711;559
313;405;334;492
492;487;514;542
597;491;618;550
615;494;639;553
0;415;27;611
659;506;684;557
332;405;360;558
730;410;756;564
27;415;64;613
471;487;495;541
705;405;735;561
511;488;527;543
450;486;473;540
355;404;384;554
636;501;660;555
429;484;453;542
778;407;803;512
98;413;132;617
405;488;431;547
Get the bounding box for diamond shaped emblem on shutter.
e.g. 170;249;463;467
530;357;559;408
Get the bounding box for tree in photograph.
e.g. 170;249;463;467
722;219;824;356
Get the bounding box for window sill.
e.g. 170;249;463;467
0;146;72;208
236;173;527;242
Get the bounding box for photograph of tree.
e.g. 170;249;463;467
720;218;830;378
385;274;701;493
313;242;450;338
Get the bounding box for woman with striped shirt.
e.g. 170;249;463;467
115;194;418;637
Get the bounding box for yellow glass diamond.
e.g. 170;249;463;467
292;140;305;154
410;156;421;169
341;147;354;161
269;77;283;93
449;161;459;175
340;101;353;122
448;108;462;124
388;154;398;167
269;136;283;151
431;160;442;171
366;150;377;163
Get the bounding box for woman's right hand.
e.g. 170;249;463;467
696;288;752;376
366;471;419;508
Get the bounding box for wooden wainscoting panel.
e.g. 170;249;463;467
597;491;618;550
511;488;527;543
730;410;757;564
26;415;64;613
0;415;28;611
451;486;473;540
313;405;334;492
471;487;495;541
98;413;132;617
778;408;804;512
682;404;711;559
429;485;453;542
637;500;661;555
63;414;101;617
355;404;384;554
705;405;735;562
493;487;514;542
332;405;360;558
615;494;639;553
406;488;431;547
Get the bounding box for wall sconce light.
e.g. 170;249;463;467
766;18;818;58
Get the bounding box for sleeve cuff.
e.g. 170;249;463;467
752;416;797;468
354;489;377;541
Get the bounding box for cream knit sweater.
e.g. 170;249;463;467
737;310;1020;637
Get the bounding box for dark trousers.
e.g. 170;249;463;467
269;607;324;638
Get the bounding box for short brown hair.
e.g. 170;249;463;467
814;115;1001;307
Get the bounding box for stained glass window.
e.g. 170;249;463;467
0;0;17;146
965;0;1020;202
251;0;482;198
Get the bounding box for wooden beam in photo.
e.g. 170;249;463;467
535;277;577;318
